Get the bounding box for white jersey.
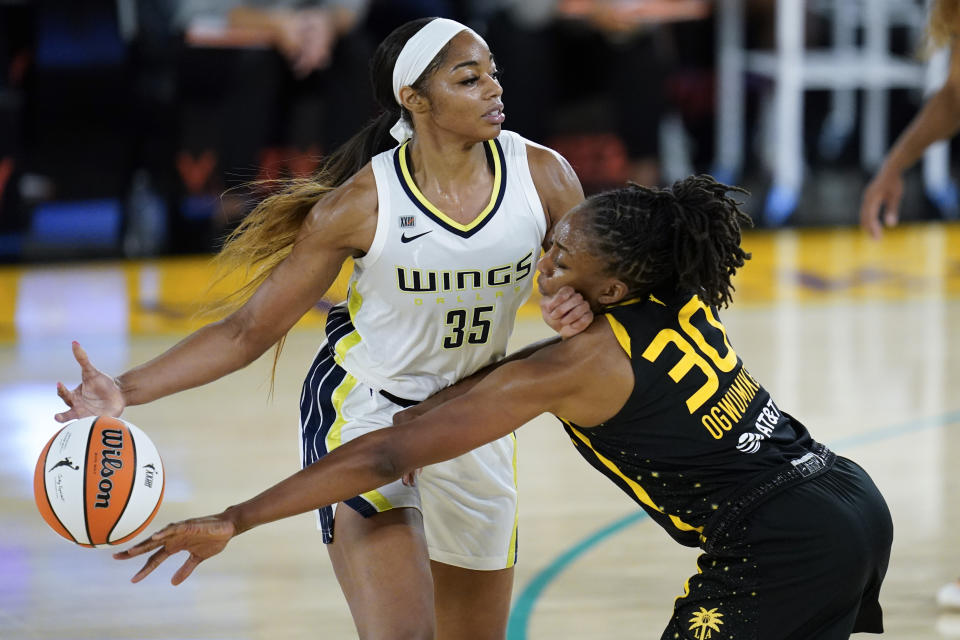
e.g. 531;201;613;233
324;130;549;400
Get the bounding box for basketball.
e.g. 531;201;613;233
33;416;165;548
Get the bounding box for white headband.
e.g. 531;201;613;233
389;18;485;143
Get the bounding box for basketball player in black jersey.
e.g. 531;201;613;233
117;175;892;639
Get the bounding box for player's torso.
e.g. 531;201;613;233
326;131;547;399
562;292;814;545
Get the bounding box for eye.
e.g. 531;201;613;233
491;70;502;82
460;76;479;86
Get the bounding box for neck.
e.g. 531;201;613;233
406;129;491;192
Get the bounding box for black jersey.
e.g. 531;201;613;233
561;291;817;548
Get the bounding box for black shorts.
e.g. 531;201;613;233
662;457;893;640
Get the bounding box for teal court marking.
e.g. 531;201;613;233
506;408;960;639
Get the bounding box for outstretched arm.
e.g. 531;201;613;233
56;171;377;422
114;320;634;584
860;45;960;238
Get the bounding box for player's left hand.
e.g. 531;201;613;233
114;514;236;585
540;286;593;339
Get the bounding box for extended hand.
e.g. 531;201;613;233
859;170;904;239
113;514;237;585
55;342;125;422
540;286;593;339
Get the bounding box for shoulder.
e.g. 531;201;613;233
299;163;379;254
510;136;584;232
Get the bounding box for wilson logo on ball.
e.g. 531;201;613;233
94;429;125;509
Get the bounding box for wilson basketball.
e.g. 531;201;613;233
34;416;165;548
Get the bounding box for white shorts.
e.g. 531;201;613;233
299;344;519;571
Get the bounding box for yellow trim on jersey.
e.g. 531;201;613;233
604;315;632;358
333;286;365;365
333;331;362;365
676;557;705;603
565;421;703;535
360;487;395;512
605;294;664;310
326;373;359;450
506;432;519;568
347;283;363;318
606;296;644;309
398;139;502;232
326;373;394;511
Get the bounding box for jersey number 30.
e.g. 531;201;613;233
443;305;494;349
641;297;738;413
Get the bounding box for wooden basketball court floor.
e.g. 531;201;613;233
1;222;959;639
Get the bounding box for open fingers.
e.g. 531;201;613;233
171;554;203;586
72;341;93;370
55;382;79;423
113;536;167;560
129;546;172;583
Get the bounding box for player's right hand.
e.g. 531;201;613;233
859;169;904;239
114;514;236;585
55;341;125;423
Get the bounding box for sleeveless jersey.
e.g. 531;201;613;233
324;130;549;400
561;291;816;548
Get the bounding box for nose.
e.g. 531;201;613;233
537;252;553;276
485;74;503;98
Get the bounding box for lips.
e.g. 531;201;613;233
483;105;505;124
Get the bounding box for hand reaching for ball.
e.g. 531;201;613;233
114;513;237;585
55;341;125;423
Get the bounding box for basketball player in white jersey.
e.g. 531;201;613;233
55;17;589;640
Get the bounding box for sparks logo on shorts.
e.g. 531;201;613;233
688;606;724;639
399;215;416;228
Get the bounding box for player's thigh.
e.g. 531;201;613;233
327;506;435;640
431;561;514;640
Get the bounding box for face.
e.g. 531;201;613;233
537;205;626;310
406;31;504;141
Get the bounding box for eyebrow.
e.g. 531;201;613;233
450;54;495;72
554;240;571;253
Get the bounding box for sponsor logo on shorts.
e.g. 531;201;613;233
688;606;724;639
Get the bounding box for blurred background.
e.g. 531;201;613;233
0;0;956;263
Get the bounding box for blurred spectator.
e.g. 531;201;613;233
476;0;709;191
170;0;376;252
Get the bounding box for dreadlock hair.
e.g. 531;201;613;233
584;174;752;309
